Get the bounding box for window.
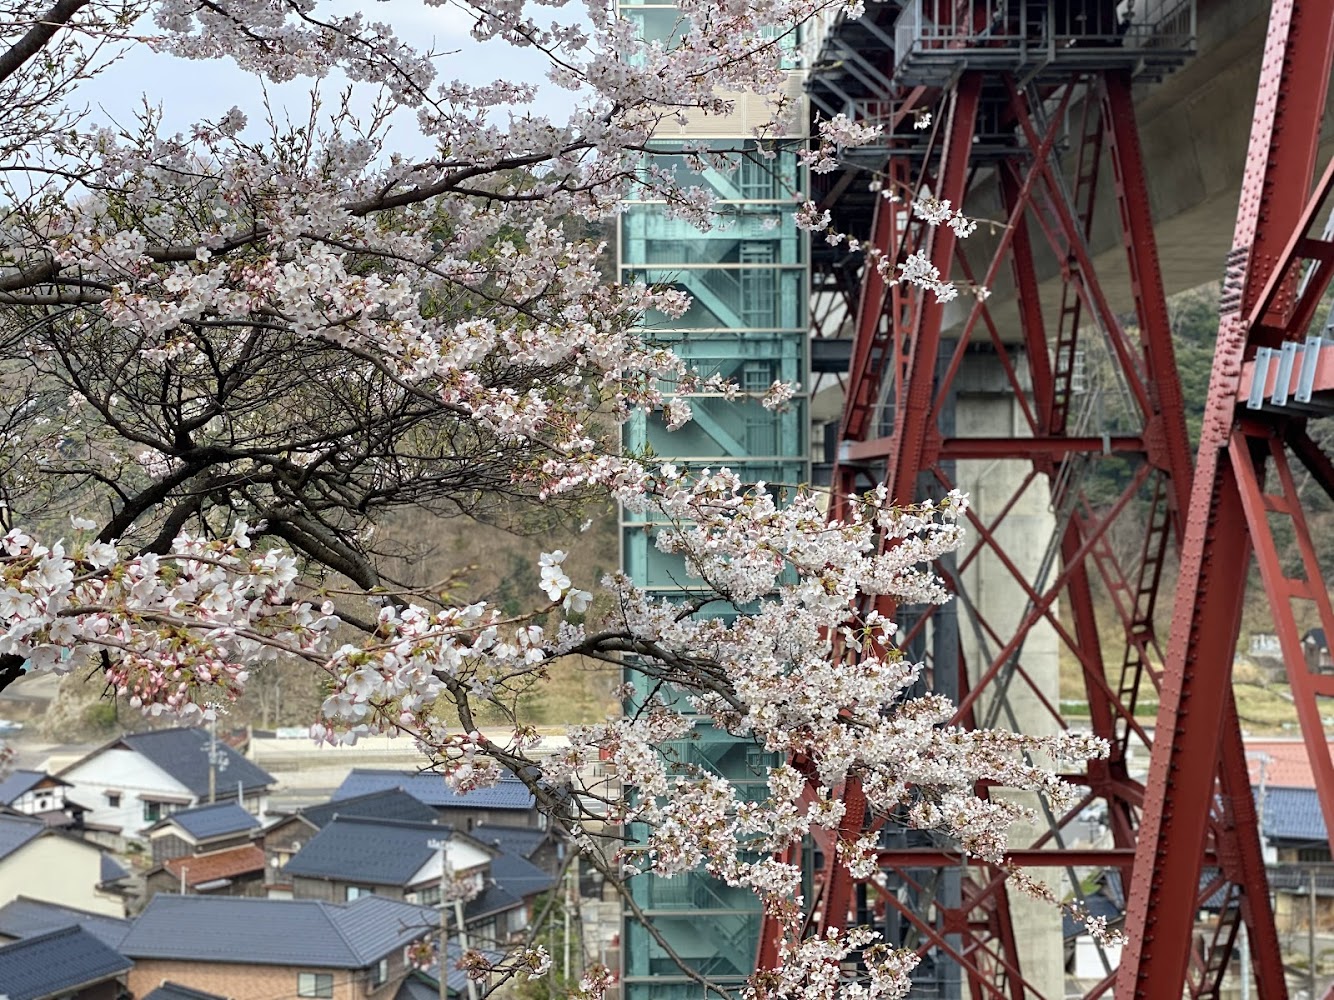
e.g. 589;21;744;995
412;885;441;907
105;792;121;808
371;957;390;987
142;800;162;823
298;972;334;998
345;885;375;901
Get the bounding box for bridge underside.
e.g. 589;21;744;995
810;1;1334;344
782;1;1334;998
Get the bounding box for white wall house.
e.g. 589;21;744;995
57;728;274;841
404;838;493;902
0;771;74;816
62;746;198;838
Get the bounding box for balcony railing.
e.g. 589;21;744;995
890;0;1196;85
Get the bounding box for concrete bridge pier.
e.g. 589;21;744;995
947;351;1065;1000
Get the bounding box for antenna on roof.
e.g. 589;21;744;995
205;717;229;804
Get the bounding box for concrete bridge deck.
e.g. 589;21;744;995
812;0;1334;331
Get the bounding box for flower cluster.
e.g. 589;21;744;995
749;927;918;1000
0;0;1090;996
0;521;325;721
0;470;1103;998
913;197;978;239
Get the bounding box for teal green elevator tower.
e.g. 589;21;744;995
616;13;810;993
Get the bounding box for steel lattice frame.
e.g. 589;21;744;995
761;1;1334;997
1121;1;1334;996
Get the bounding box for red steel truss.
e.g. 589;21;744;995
1119;0;1334;994
765;1;1334;997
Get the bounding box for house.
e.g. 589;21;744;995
1246;737;1334;930
0;924;132;1000
1062;870;1125;980
58;727;275;840
121;894;439;1000
0;770;90;828
0;813;125;915
261;788;441;896
472;823;565;875
1247;737;1334;862
146;801;260;864
299;788;443;829
283;816;493;905
332;770;541;830
1253;786;1334;930
1259;785;1328;860
1304;627;1333;669
139;800;269;900
144;843;269;900
0;896;130;948
465;849;558;947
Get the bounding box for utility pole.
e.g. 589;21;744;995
208;718;216;804
1311;869;1319;1000
454;891;474;1000
204;717;228;804
563;863;571;983
429;837;478;1000
436;840;448;1000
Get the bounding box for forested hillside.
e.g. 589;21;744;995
1062;282;1334;731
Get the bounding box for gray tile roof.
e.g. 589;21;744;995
486;850;557;899
328;894;440;960
1062;870;1125;939
1260;785;1327;842
143;984;229;1000
0;897;130;950
1062;888;1124;940
161;801;260;840
464;880;524;922
283;816;452;886
398;974;449;1000
118;728;275;797
0;924;131;1000
1195;867;1230;911
0;770;50;805
300;788;440;829
119;894;437;968
473;823;553;860
333;770;534;811
100;852;130;883
0;813;45;862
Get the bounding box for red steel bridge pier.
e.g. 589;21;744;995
764;1;1334;997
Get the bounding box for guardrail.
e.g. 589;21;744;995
890;0;1196;81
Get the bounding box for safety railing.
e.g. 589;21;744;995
890;0;1196;83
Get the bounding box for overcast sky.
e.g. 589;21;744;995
78;2;576;163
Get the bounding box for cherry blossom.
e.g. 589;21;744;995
0;0;1095;996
